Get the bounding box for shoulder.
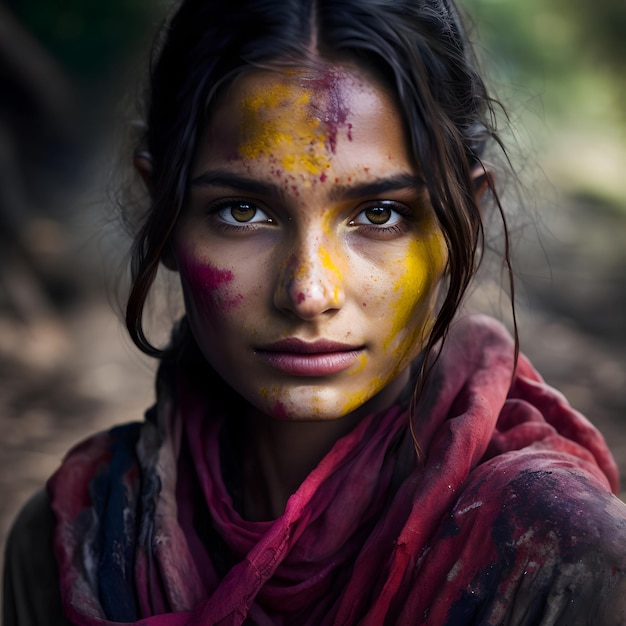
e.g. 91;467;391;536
3;490;69;626
451;451;626;624
4;422;148;626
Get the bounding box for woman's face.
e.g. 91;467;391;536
172;65;448;421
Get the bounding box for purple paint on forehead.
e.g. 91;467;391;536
307;70;352;154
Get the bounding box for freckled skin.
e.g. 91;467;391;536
173;65;448;422
239;82;338;181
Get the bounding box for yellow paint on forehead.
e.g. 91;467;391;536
239;83;331;177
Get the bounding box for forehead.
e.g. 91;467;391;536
212;64;394;123
196;65;410;176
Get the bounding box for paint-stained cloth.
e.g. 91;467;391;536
43;316;626;624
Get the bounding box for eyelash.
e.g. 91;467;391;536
348;201;413;236
208;198;273;231
206;198;414;235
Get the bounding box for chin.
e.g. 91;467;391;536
265;403;349;422
248;390;357;422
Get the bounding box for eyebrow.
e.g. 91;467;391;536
190;170;426;200
330;173;426;201
191;171;275;196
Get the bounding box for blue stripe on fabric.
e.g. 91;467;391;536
90;422;143;621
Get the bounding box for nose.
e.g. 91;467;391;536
274;238;345;320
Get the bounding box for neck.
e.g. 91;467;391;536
240;413;362;520
239;368;411;521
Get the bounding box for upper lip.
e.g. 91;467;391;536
256;338;362;354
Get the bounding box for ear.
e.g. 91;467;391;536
471;165;493;206
133;151;179;272
133;150;153;190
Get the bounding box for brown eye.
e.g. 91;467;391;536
230;202;256;222
349;201;405;228
364;206;392;225
216;201;272;225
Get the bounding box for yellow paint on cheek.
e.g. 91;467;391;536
239;84;331;177
382;227;447;362
341;375;383;414
349;353;368;375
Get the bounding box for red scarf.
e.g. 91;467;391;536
48;315;622;624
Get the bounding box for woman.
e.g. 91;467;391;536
5;0;626;623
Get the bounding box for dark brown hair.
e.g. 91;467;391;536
126;0;517;387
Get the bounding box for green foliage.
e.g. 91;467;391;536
463;0;625;122
6;0;164;84
463;0;626;209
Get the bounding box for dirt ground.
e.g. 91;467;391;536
1;184;625;589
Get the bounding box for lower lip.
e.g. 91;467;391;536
256;349;363;376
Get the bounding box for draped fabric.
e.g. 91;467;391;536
47;316;626;625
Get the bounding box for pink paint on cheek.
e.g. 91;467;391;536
195;264;233;289
180;257;243;312
297;292;306;304
319;171;327;183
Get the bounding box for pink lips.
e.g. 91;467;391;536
256;338;364;377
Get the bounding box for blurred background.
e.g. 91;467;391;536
0;0;625;579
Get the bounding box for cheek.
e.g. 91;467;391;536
382;234;447;358
177;255;244;316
